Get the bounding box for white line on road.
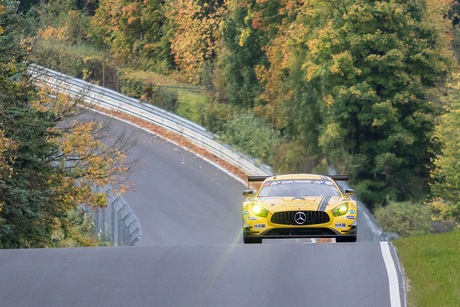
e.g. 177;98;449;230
380;241;402;307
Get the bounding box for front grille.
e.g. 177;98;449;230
271;211;330;225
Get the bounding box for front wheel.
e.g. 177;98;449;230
243;236;262;244
336;235;357;243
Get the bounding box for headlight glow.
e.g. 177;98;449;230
251;204;269;217
252;205;261;214
332;203;349;217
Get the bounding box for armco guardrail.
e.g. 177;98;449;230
82;185;142;246
29;65;273;177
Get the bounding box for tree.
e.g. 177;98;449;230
430;74;460;222
0;1;133;248
258;0;455;206
0;0;56;248
219;0;296;108
166;0;225;83
89;0;174;71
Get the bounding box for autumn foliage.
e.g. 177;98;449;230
0;1;132;248
19;0;460;221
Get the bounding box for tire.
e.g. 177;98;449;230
243;235;262;244
336;235;357;243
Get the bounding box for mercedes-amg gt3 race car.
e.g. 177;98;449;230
242;174;357;244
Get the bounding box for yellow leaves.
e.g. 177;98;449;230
323;95;334;107
239;28;251;46
29;86;130;211
167;0;226;83
0;129;17;180
254;61;268;80
303;61;319;82
330;51;361;77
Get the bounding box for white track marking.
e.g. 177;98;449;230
88;107;247;187
380;242;402;307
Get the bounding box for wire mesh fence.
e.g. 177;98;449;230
83;185;142;246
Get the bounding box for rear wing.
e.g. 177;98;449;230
247;175;348;182
329;175;348;181
248;176;271;182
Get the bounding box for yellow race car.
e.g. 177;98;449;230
242;174;357;244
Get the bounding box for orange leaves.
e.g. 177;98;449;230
37;26;67;41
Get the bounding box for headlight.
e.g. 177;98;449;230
251;204;269;217
332;203;348;217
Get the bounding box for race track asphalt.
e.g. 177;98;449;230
0;110;402;307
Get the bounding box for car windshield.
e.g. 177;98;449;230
257;179;341;197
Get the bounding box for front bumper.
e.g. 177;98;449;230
243;226;357;240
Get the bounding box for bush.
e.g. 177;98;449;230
119;69;208;117
374;200;432;238
218;112;280;164
203;101;238;133
271;139;323;175
175;90;208;124
34;40;109;75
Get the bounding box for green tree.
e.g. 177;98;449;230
218;112;280;163
89;0;174;71
0;0;61;248
430;74;460;222
219;0;294;107
0;0;132;248
260;0;454;207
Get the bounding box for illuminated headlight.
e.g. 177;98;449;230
251;204;269;217
332;203;348;217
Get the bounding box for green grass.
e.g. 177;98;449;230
175;90;208;124
393;230;460;307
37;39;106;59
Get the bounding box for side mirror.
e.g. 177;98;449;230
243;190;254;197
344;189;355;196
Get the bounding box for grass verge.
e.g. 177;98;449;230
393;230;460;307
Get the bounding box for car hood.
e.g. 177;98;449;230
255;196;341;212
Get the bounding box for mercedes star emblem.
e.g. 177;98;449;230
294;211;306;225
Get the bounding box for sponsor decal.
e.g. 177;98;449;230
291;196;306;201
271;204;275;206
345;216;355;220
247;217;257;220
263;179;339;186
349;209;355;214
292;201;315;205
293;180;312;184
254;224;266;229
243;210;248;215
335;223;347;228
